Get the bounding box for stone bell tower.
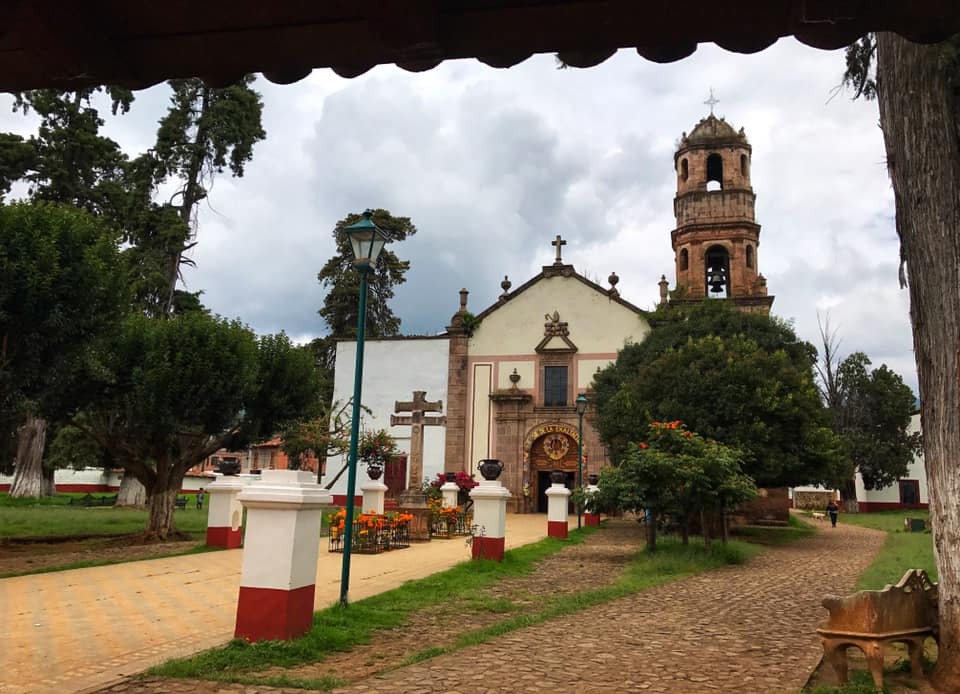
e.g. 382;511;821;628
668;111;774;314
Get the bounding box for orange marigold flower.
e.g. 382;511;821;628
639;442;648;449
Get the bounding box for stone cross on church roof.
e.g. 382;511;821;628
552;235;566;265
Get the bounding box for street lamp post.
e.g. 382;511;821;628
576;393;588;529
339;209;390;607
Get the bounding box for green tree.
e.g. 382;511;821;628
586;422;754;551
317;209;417;339
0;202;126;497
594;302;843;488
844;32;960;688
817;324;921;505
79;314;319;539
152;77;266;314
280;398;353;477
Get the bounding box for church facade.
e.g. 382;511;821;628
324;112;773;511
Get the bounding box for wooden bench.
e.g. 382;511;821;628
174;497;188;510
817;569;938;689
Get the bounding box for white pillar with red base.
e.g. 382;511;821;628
469;479;510;561
441;480;460;508
361;479;387;515
234;470;332;642
584;482;601;527
205;475;246;548
546;482;571;538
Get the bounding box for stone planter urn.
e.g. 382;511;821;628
445;471;457;482
366;463;383;480
219;460;241;476
588;473;600;485
550;470;567;484
478;459;503;481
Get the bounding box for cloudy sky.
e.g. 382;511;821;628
0;39;917;394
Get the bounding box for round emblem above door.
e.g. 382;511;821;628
542;433;571;460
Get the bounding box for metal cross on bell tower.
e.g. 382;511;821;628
704;88;720;115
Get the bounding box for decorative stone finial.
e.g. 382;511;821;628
658;274;669;305
608;272;620;298
509;368;521;390
459;288;469;312
500;275;512;300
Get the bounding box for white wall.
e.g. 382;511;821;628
324;337;450;496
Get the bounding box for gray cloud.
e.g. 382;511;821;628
0;41;917;393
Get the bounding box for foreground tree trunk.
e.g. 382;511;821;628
145;485;180;541
9;414;48;498
116;473;147;507
876;32;960;691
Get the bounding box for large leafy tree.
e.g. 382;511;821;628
594;301;844;488
317;209;416;340
79;313;320;539
817;322;920;504
844;33;960;689
1;88;135;493
152;77;266;314
0;202;126;495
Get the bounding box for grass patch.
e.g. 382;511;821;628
151;529;762;684
839;511;935;590
731;515;815;545
0;493;207;538
807;670;891;694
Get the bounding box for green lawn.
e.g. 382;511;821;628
838;510;936;590
0;492;208;538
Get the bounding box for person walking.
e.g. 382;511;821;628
826;499;839;527
196;488;205;511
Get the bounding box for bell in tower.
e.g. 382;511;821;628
666;106;774;314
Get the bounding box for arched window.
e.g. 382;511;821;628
679;248;689;271
706;153;723;190
746;245;754;269
704;245;731;298
681;158;689;182
740;153;749;177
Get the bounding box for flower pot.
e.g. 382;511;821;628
588;473;599;485
478;459;503;481
550;470;567;484
366;464;383;480
219;460;241;476
445;471;457;482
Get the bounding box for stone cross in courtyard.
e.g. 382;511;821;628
391;390;446;491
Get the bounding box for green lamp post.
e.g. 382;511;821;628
339;209;390;607
576;393;588;529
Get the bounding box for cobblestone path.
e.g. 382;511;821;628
97;521;885;694
328;522;884;694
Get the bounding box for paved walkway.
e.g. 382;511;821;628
0;515;550;694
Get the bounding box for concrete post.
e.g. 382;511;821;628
583;482;600;527
361;479;388;515
234;470;332;642
441;480;460;508
205;475;246;548
546;482;571;538
469;479;510;561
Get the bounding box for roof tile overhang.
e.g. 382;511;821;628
1;1;957;92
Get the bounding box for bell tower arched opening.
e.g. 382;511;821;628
706;153;723;190
705;245;730;298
